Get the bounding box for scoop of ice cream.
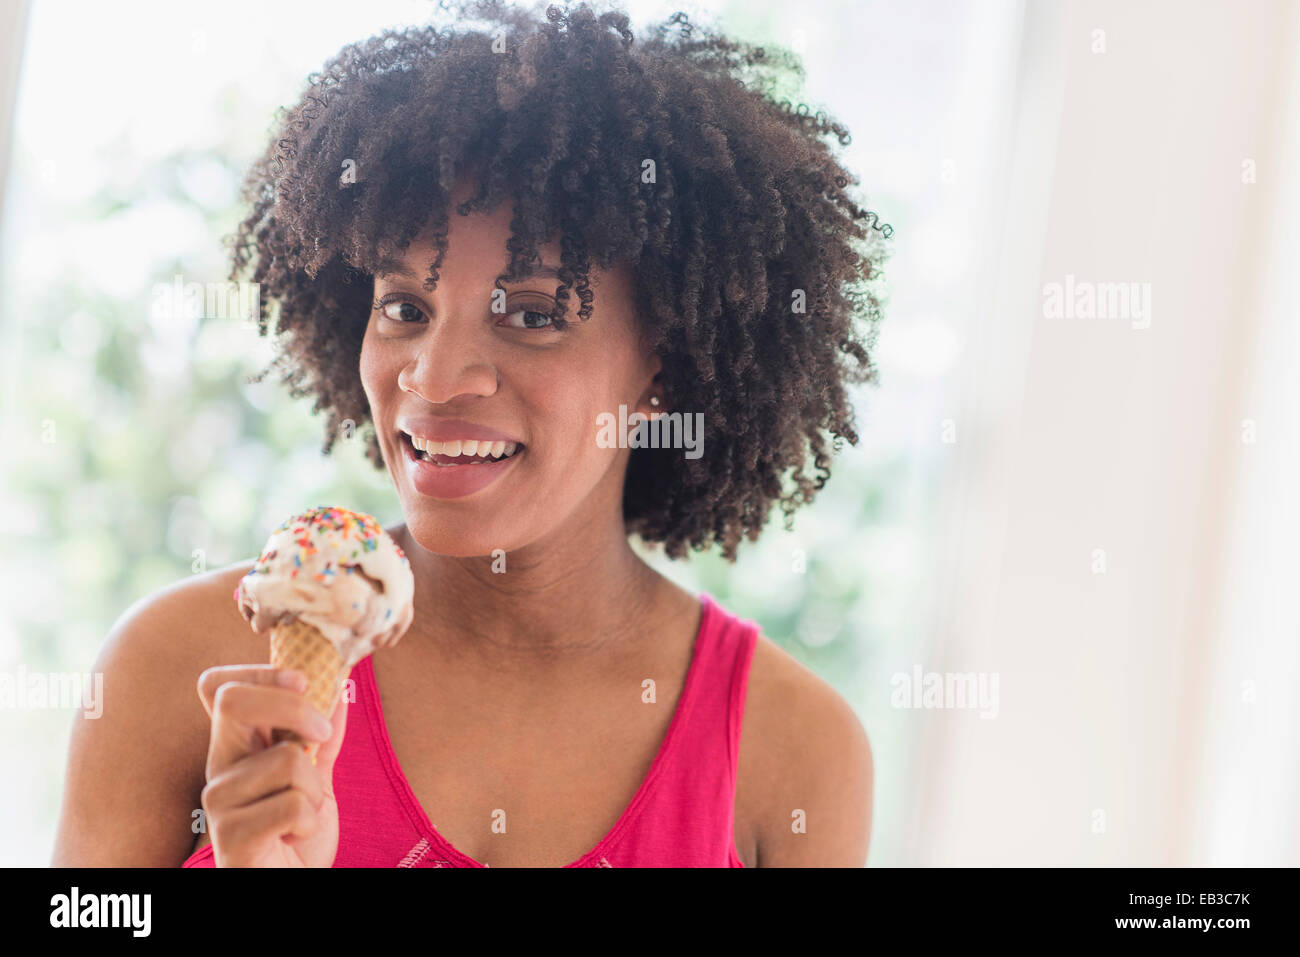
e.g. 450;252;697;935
234;506;415;666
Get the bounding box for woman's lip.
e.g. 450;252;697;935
400;431;523;499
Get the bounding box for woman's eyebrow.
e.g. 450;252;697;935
374;258;416;280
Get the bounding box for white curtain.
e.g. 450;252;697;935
914;0;1300;865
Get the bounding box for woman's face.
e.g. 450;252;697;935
360;178;661;558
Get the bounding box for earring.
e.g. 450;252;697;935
650;396;661;407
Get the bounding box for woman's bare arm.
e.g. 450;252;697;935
51;564;255;866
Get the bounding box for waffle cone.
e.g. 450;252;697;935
269;618;347;764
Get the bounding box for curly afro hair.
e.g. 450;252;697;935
232;0;890;561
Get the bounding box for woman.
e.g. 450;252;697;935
52;0;884;867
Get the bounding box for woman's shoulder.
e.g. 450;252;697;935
90;560;269;763
93;560;270;752
106;560;263;668
735;625;874;866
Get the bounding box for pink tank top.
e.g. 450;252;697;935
183;592;759;867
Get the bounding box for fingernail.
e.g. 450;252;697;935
310;713;333;739
278;670;307;691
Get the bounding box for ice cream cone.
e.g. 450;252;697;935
236;507;415;764
269;617;347;764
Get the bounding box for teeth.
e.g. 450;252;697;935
408;433;522;461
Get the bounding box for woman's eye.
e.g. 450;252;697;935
500;304;566;331
375;297;427;323
373;293;565;331
506;309;553;329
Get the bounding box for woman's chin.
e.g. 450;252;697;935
399;518;527;560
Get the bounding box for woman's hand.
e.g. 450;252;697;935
196;665;348;867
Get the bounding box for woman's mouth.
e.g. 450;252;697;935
406;432;523;466
399;430;525;499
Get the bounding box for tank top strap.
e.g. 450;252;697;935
592;591;759;866
686;591;761;796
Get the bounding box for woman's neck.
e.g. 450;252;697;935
391;519;672;670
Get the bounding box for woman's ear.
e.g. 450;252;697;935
640;356;667;417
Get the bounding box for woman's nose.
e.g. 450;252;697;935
397;317;498;404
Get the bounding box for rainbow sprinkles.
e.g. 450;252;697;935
232;505;416;667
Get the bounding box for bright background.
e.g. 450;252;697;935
1;0;1296;866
